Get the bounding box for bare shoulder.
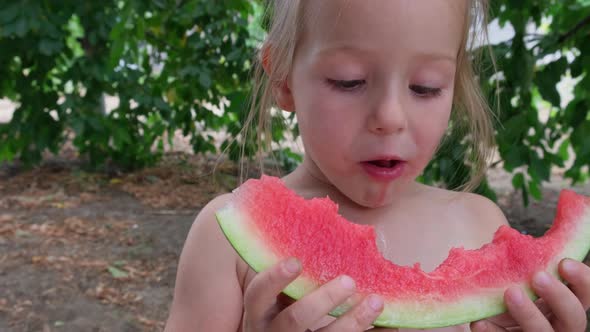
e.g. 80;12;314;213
190;192;235;237
456;191;510;247
418;184;509;246
181;193;236;264
165;193;244;331
455;190;509;226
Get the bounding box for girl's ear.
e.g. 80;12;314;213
261;44;272;75
261;45;295;112
274;80;295;112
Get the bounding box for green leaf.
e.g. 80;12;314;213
503;146;527;171
199;71;212;89
14;16;28;37
107;266;129;279
528;180;542;200
512;173;525;189
564;99;588;127
557;139;570;161
535;57;567;107
501;113;528;143
0;4;20;24
529;153;551;182
109;38;125;69
226;91;247;114
475;179;498;202
521;184;530;207
39;39;63;56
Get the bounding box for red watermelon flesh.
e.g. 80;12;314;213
215;175;590;328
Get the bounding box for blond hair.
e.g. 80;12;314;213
240;0;496;191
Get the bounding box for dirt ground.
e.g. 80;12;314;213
0;152;589;332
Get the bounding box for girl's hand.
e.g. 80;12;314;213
242;257;393;332
471;259;590;332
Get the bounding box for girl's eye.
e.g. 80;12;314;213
327;79;366;91
410;85;442;98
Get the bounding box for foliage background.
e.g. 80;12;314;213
1;0;589;204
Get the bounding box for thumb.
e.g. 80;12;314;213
243;257;302;323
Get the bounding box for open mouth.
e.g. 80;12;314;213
361;158;406;181
365;159;401;168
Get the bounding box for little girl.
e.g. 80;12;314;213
165;0;590;331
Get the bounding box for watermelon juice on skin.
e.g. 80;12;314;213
216;175;590;328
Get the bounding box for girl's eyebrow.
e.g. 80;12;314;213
311;44;374;59
307;45;371;69
313;44;457;65
411;52;457;66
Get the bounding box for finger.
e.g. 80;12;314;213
483;311;519;328
321;294;385;332
559;258;590;310
532;270;587;331
477;298;554;331
271;275;357;331
470;320;507;332
503;286;552;332
244;257;302;323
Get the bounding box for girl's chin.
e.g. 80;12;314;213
344;177;417;208
357;199;389;209
339;184;396;208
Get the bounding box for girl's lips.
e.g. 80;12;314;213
361;160;406;181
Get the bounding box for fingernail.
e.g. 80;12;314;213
340;275;356;290
508;287;524;306
367;295;383;311
563;259;578;275
533;271;551;289
284;258;300;274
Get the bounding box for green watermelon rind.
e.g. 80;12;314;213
215;198;590;328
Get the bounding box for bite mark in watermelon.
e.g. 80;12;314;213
215;175;590;328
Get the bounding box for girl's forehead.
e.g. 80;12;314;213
302;0;468;27
299;0;467;61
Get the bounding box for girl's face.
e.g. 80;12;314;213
280;0;467;208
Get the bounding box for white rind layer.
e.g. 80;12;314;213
216;198;590;328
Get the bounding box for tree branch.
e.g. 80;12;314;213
557;14;590;44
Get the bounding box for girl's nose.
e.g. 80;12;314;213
367;91;408;135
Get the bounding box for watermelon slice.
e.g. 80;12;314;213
215;175;590;328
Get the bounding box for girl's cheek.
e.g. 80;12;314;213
309;88;361;115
